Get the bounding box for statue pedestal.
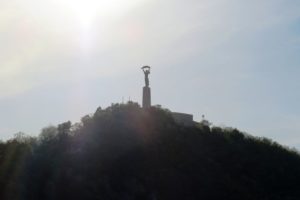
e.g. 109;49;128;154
143;86;151;108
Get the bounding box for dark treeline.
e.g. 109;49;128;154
0;102;300;200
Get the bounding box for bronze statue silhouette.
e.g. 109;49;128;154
142;66;151;87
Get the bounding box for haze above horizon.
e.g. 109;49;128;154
0;0;299;149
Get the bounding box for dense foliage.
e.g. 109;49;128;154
0;102;300;200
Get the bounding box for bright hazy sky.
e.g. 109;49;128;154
0;0;299;148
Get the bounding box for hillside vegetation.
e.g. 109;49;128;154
0;102;300;200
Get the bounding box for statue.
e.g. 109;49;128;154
141;66;151;108
142;66;151;87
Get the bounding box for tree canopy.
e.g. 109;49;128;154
0;102;300;200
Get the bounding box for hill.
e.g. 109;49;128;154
1;102;300;200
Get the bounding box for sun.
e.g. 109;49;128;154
41;0;145;56
53;0;143;26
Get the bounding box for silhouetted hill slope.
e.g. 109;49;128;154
1;102;300;200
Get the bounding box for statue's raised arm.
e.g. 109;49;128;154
141;66;151;87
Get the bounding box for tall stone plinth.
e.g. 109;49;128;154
143;86;151;108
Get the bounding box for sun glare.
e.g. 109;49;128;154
54;0;143;26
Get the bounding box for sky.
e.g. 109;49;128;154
0;0;299;149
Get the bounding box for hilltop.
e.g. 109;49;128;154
1;102;300;200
